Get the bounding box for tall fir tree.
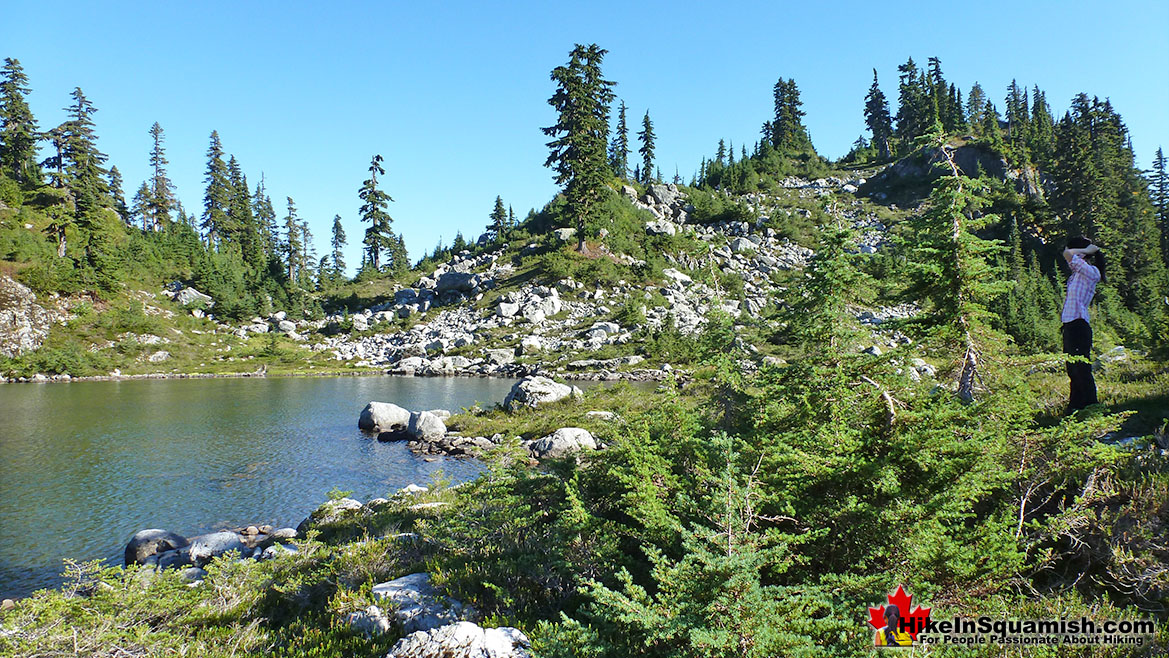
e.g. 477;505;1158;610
145;122;175;230
488;195;508;243
252;176;278;257
107;166;128;223
1152;147;1168;260
359;154;394;271
0;57;41;186
770;78;811;151
609;99;630;179
895;58;930;146
638;110;655;184
966;82;987;135
863;69;893;159
282;196;303;282
201;130;230;248
59;87;110;217
543;43;615;253
330;214;347;279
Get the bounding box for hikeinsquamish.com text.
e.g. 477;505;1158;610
915;616;1156;648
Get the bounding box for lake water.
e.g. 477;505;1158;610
0;375;519;598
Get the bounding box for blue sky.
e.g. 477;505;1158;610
3;1;1167;274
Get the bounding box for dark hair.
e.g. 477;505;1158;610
884;605;901;645
1065;235;1106;282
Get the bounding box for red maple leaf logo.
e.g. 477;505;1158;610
867;585;932;641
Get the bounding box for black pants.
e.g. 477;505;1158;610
1062;319;1097;411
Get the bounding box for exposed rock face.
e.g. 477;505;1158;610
503;376;579;411
386;622;531;658
359;401;412;432
866;143;1045;200
297;497;366;533
525;427;596;459
407;411;447;442
0;274;58;358
188;531;247;566
124;529;189;566
371;573;472;634
175;287;213;307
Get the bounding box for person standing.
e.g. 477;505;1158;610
1061;237;1103;414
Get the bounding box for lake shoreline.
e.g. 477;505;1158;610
1;365;674;385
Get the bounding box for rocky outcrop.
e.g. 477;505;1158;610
0;274;61;358
359;401;413;432
124;529;189;566
124;524;298;573
525;427;596;459
864;143;1045;200
386;622;530;658
372;572;473;634
503;376;581;411
297;497;366;533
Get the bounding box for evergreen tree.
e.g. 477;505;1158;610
637;110;655;184
1027;87;1056;169
863;68;893;159
770;78;811;151
107;166;128;223
131;182;151;230
966;82;987;135
252;176;277;256
228;160;264;276
145;122;175;230
385;231;408;276
895;58;930;146
488;195;508;243
543;43;616;253
330;214;347;279
59;87;110;217
1152;147;1168;259
898;144;1008;402
982;102;1004;151
609;99;629;179
201;131;230;248
0;57;41;185
282;196;303;282
299;218;315;288
926;57;949;130
507;205;516;234
358;154;394;271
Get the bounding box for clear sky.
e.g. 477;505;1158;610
3;1;1167;275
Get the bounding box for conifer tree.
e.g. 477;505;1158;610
131;182;151;230
330;214;347;279
895;58;930;146
59;87;110;217
770;78;811;151
638;111;655;184
1152;147;1168;259
385;231;408;275
926;57;949;129
543;43;615;253
107;166;128;223
0;57;41;185
507;205;516;233
898;144;1008;402
359;154;394;271
966;82;987;135
228;160;264;275
201;131;230;248
609;99;629;179
283;196;303;282
1027;87;1056;169
145;122;175;230
488;195;508;243
252;176;277;256
982;102;1004;151
863;69;893;159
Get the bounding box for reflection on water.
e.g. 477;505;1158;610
0;375;517;598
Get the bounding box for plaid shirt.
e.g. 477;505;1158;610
1061;254;1100;323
